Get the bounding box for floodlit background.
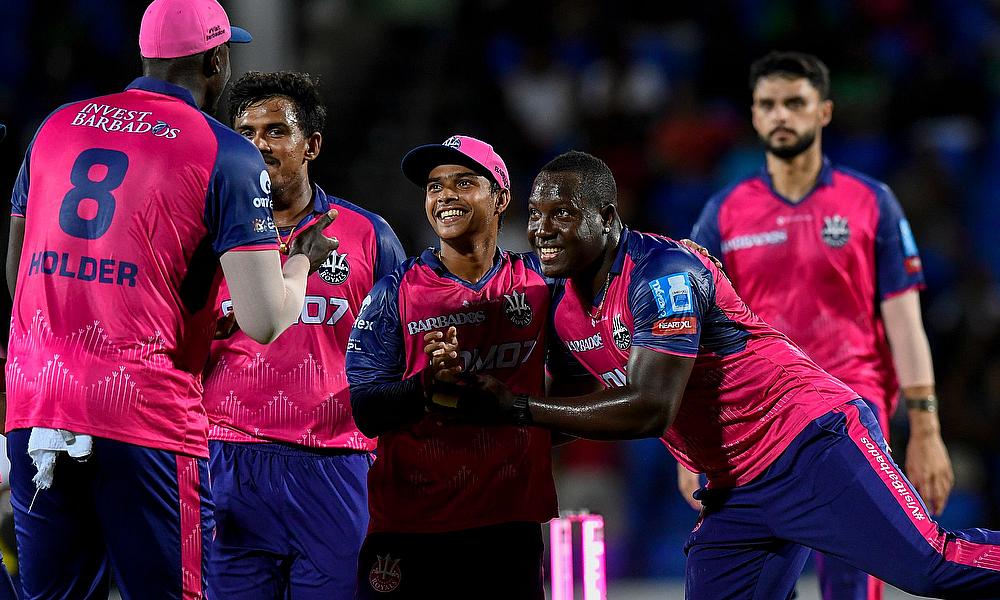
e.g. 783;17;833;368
3;1;1000;597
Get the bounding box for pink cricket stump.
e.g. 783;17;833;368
549;511;607;600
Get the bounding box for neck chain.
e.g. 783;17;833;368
275;202;314;254
277;225;298;254
588;269;614;321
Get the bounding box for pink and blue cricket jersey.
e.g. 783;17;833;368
5;76;274;600
345;249;558;534
549;229;1000;597
691;158;924;421
550;228;857;488
7;77;277;458
203;186;403;599
204;185;404;449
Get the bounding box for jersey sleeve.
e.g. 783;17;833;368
874;184;925;300
10;153;29;217
371;214;407;281
690;193;725;259
204;123;278;255
345;266;407;386
11;104;70;217
628;247;711;356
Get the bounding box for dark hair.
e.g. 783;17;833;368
228;71;327;135
749;51;831;100
539;150;617;208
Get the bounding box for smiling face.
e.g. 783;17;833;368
424;164;507;242
527;171;610;278
751;75;831;160
234;95;320;209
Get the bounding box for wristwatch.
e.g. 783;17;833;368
510;394;533;425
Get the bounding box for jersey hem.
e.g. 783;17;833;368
635;343;699;358
367;508;559;535
207;423;376;451
5;419;208;458
880;282;926;302
699;398;858;489
221;241;280;253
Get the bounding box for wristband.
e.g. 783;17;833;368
510;394;533;425
905;395;938;413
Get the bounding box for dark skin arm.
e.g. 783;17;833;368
545;373;600;446
4;216;25;425
476;347;695;440
7;216;24;299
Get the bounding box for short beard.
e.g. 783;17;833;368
762;129;817;160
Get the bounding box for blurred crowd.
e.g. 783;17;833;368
4;0;1000;581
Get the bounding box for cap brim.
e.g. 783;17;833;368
230;26;252;44
401;144;495;189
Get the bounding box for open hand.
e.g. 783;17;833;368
905;428;954;515
288;209;339;273
679;238;724;271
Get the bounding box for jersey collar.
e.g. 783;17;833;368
274;183;329;233
420;246;508;292
759;156;835;206
609;227;631;276
589;227;631;308
126;77;198;108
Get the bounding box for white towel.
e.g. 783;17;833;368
27;427;93;491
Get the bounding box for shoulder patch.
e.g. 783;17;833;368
648;272;693;317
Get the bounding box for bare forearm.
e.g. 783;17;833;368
529;386;672;440
882;292;935;389
221;251;310;344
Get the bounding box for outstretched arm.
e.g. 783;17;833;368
470;346;694;441
526;347;693;440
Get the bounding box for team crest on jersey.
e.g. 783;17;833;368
821;215;850;248
503;290;533;327
368;554;402;593
612;313;631;350
318;251;350;285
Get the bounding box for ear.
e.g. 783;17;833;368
304;132;322;162
819;99;833;127
600;203;618;230
494;188;511;216
203;46;223;77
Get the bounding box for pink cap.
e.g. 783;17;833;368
139;0;252;59
401;135;510;190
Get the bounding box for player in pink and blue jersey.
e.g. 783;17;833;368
203;71;405;599
345;135;557;598
689;51;953;600
5;2;337;598
432;151;1000;598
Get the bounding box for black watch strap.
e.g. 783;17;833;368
511;394;533;425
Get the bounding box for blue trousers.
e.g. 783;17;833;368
207;441;371;600
8;429;213;600
685;400;1000;599
812;398;889;600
